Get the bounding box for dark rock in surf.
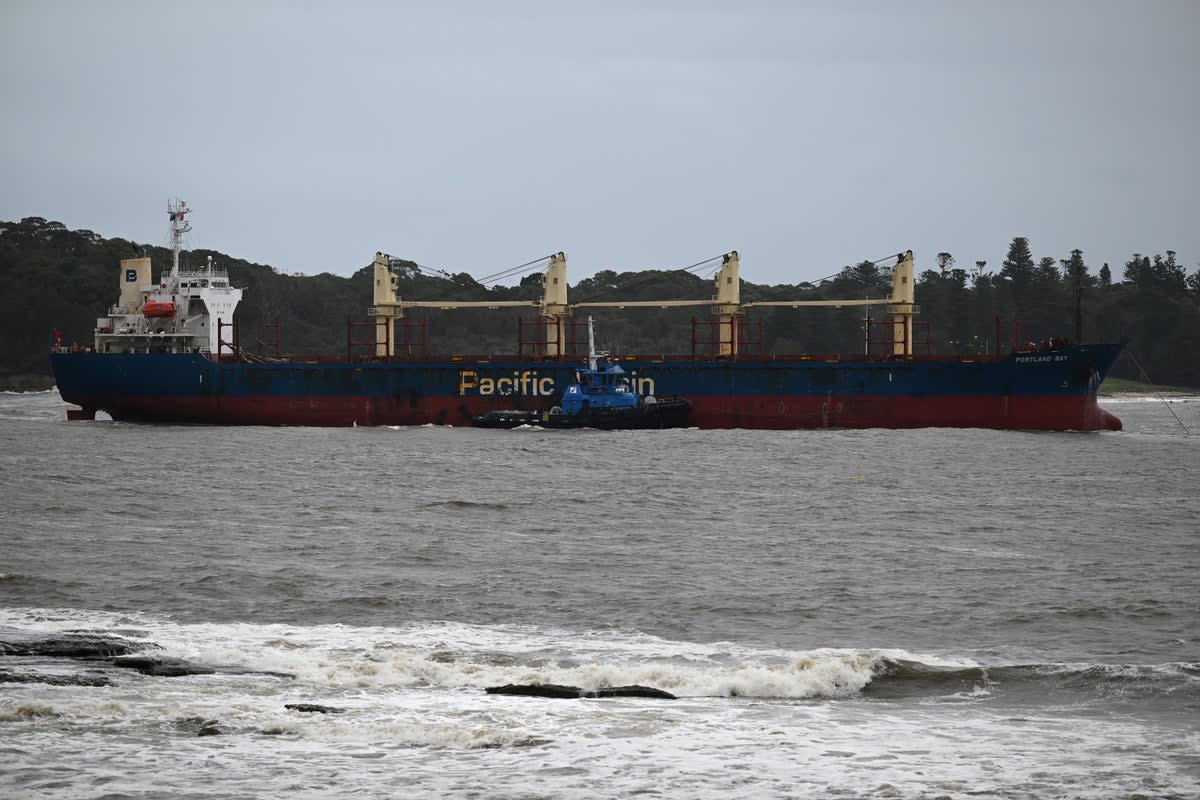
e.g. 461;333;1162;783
216;664;297;680
588;685;676;699
0;669;113;687
175;716;223;736
0;632;150;659
110;656;216;677
284;703;345;714
485;683;676;700
0;630;293;681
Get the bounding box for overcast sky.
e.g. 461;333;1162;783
3;1;1197;286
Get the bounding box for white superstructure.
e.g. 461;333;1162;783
94;200;243;355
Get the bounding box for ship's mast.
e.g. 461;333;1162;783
167;199;191;277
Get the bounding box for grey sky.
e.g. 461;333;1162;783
3;0;1197;286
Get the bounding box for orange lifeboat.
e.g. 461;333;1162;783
143;300;177;318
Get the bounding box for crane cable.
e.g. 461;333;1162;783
741;251;904;302
375;254;554;288
572;253;728;304
475;253;558;287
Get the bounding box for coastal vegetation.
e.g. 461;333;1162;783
2;217;1198;390
1099;377;1194;396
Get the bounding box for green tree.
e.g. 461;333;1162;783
999;236;1035;295
1061;249;1087;284
1123;254;1151;286
1188;265;1200;298
839;259;888;291
1036;256;1060;284
1153;251;1187;294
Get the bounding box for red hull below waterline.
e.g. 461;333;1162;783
59;392;1122;431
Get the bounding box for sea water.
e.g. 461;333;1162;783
1;391;1197;799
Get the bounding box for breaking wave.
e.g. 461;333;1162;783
867;657;1200;702
4;610;1195;706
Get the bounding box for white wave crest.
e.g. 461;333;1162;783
0;609;962;701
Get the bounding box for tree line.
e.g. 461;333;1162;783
1;217;1197;389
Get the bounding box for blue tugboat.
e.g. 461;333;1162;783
472;318;692;430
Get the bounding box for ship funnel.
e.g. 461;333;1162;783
118;257;152;313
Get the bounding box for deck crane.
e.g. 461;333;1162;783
369;251;569;357
741;250;917;356
367;248;918;358
569;250;918;356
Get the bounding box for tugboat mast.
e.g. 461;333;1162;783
587;315;599;371
167;198;191;277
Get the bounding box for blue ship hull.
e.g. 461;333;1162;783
51;343;1126;430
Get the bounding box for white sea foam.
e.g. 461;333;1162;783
4;687;1197;799
3;608;1199;798
0;608;967;700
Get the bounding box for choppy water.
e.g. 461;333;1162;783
1;390;1198;799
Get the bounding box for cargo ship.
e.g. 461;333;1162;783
50;202;1125;430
